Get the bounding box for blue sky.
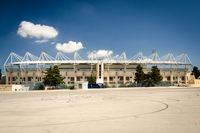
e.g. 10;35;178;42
1;0;200;72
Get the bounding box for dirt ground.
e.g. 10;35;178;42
0;87;200;133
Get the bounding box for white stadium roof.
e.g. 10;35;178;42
4;51;192;67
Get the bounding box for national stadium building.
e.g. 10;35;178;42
4;51;192;86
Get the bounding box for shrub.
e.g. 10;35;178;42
155;81;172;86
127;83;137;87
142;79;155;87
103;83;109;88
68;86;74;90
119;84;127;87
32;82;45;90
56;84;68;89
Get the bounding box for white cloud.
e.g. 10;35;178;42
51;41;56;44
17;21;58;43
34;39;49;43
88;49;113;59
56;41;84;53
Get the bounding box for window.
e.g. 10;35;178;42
28;77;32;81
77;76;82;81
118;76;123;81
85;77;89;81
38;77;41;81
70;77;74;81
99;64;102;78
167;76;170;81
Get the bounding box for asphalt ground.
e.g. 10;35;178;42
0;87;200;133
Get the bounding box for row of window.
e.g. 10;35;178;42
65;76;133;82
165;76;187;81
9;75;188;84
104;76;132;82
8;77;42;82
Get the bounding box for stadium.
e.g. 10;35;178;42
4;51;192;87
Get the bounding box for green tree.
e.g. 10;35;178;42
142;72;155;87
87;75;96;84
149;66;163;84
191;66;200;79
134;65;145;84
43;65;64;88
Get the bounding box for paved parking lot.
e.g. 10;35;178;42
0;87;200;133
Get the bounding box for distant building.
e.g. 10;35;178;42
4;51;192;86
188;75;200;87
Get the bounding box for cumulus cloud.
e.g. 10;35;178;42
88;49;113;59
56;41;84;53
17;21;58;43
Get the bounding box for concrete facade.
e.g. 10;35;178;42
6;62;191;86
